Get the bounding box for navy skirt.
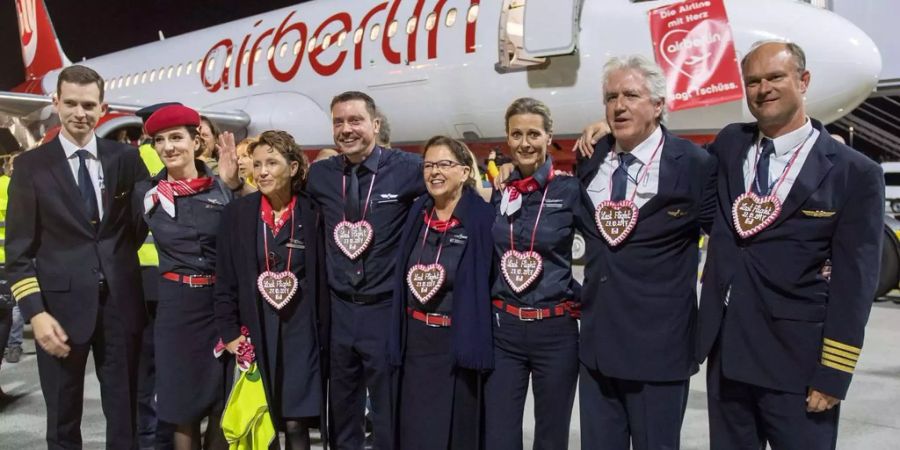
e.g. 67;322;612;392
399;317;481;450
155;279;228;424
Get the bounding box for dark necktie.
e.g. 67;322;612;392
753;138;776;195
76;149;100;227
345;164;360;222
611;152;637;201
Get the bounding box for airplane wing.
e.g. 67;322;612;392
0;91;251;129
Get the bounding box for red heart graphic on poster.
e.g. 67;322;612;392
659;20;729;80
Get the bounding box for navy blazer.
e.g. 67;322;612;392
388;186;495;371
213;191;330;426
5;137;149;343
576;126;717;382
695;119;884;399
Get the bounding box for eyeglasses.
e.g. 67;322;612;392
423;160;464;171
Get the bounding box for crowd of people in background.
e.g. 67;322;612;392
0;39;885;450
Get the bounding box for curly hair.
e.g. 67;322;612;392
248;130;310;193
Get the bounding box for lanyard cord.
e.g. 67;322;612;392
606;135;665;202
416;208;452;265
262;208;296;272
749;129;815;196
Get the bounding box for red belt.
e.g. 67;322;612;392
492;299;570;321
162;272;216;287
407;307;452;327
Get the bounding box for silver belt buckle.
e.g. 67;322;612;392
425;313;448;327
517;307;542;321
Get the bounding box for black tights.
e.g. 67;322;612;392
282;418;315;450
173;413;227;450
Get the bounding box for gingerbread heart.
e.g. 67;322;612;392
594;200;639;246
500;250;543;293
257;270;298;310
333;220;374;260
732;192;781;238
406;263;446;304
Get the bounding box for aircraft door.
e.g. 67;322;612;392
498;0;582;70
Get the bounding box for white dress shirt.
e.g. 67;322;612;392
59;132;105;219
742;118;819;202
587;126;664;208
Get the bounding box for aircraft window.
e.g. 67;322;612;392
280;42;288;58
354;28;364;44
370;23;381;41
186;61;193;75
425;12;437;31
307;36;317;53
242;50;250;65
141;72;148;84
387;20;398;38
117;77;124;88
126;75;132;87
322;33;332;49
337;31;347;47
149;70;155;82
446;8;458;27
176;64;183;77
207;58;215;73
226;55;234;69
167;66;174;79
198;59;202;70
160;67;166;79
293;40;302;56
254;49;261;63
467;4;479;23
267;45;275;60
406;17;418;34
104;81;110;90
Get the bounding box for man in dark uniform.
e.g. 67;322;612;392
696;41;884;449
5;65;149;449
306;91;425;450
575;55;717;450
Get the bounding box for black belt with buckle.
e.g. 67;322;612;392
332;290;392;305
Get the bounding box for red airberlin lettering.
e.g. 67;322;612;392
200;0;479;93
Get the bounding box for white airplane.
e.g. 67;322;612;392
0;0;882;165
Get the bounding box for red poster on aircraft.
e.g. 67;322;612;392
648;0;744;111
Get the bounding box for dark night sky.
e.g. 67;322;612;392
0;0;309;90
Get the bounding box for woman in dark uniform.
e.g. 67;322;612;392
483;98;596;450
215;130;328;450
134;104;245;450
387;136;495;450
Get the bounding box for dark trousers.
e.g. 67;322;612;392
579;365;689;450
0;306;10;372
36;293;142;450
707;344;839;450
484;312;579;450
329;296;393;450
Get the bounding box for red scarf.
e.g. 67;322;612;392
145;177;216;218
260;195;297;235
505;167;555;202
423;212;460;232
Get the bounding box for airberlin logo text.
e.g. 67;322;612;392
200;0;481;93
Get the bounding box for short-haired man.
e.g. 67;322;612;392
5;65;150;449
696;41;884;448
576;55;717;449
306;91;425;449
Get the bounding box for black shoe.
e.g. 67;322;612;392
5;346;22;363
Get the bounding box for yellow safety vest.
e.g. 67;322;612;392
138;144;163;267
0;175;10;265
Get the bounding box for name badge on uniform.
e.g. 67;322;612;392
286;239;305;250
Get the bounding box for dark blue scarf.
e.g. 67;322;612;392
388;186;495;370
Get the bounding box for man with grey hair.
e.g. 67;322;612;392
575;55;717;449
696;40;883;449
